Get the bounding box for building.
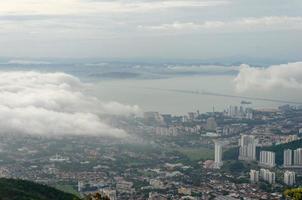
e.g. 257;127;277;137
260;168;275;184
155;127;178;136
214;142;223;169
284;149;292;167
206;117;217;131
203;160;214;169
238;135;257;161
144;112;164;125
78;181;84;192
284;171;296;186
49;154;69;162
149;179;165;189
286;135;299;143
294;148;302;166
259;151;275;168
178;187;192;195
148;192;168;200
226;105;251;119
249;170;259;183
116;180;134;194
215;196;237;200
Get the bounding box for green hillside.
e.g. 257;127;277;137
0;178;80;200
223;139;302;166
260;138;302;165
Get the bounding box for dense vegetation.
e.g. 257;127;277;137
222;147;239;161
0;178;80;200
284;188;302;200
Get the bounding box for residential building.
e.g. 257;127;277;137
249;170;259;183
214;142;223;169
294;148;302;166
259;151;275;168
284;171;295;186
239;135;257;161
284;149;292;167
260;168;275;184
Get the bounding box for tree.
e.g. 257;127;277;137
85;192;110;200
284;188;302;200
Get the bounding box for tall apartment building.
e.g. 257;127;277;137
294;148;302;166
238;135;257;161
259;151;275;168
284;171;296;186
206;117;217;131
284;149;293;167
214;142;223;169
249;170;259;184
260;168;275;184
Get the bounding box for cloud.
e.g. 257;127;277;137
139;16;302;33
0;71;140;137
0;0;228;15
7;59;51;65
234;62;302;92
0;0;229;39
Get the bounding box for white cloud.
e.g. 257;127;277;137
0;0;228;15
234;62;302;92
0;0;228;40
139;16;302;32
7;59;51;65
0;71;140;137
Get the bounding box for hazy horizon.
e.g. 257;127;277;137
0;0;301;61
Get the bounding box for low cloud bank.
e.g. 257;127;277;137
139;16;302;33
234;62;302;92
166;65;239;74
0;71;140;137
6;59;51;65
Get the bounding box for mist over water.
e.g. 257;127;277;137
1;62;301;115
92;75;297;115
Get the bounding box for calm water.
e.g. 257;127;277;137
1;64;299;115
92;75;296;115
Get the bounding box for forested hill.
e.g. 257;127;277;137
223;139;302;166
0;178;80;200
260;138;302;165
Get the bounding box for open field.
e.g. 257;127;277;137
178;147;214;161
55;184;80;197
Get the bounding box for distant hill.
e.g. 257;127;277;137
0;178;80;200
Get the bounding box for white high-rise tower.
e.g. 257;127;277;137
294;148;302;166
214;142;223;169
284;149;292;167
249;170;259;183
260;168;275;184
238;135;257;161
284;171;296;186
259;151;275;168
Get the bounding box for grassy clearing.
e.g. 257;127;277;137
178;147;214;161
55;184;80;197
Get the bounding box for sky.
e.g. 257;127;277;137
0;0;301;61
